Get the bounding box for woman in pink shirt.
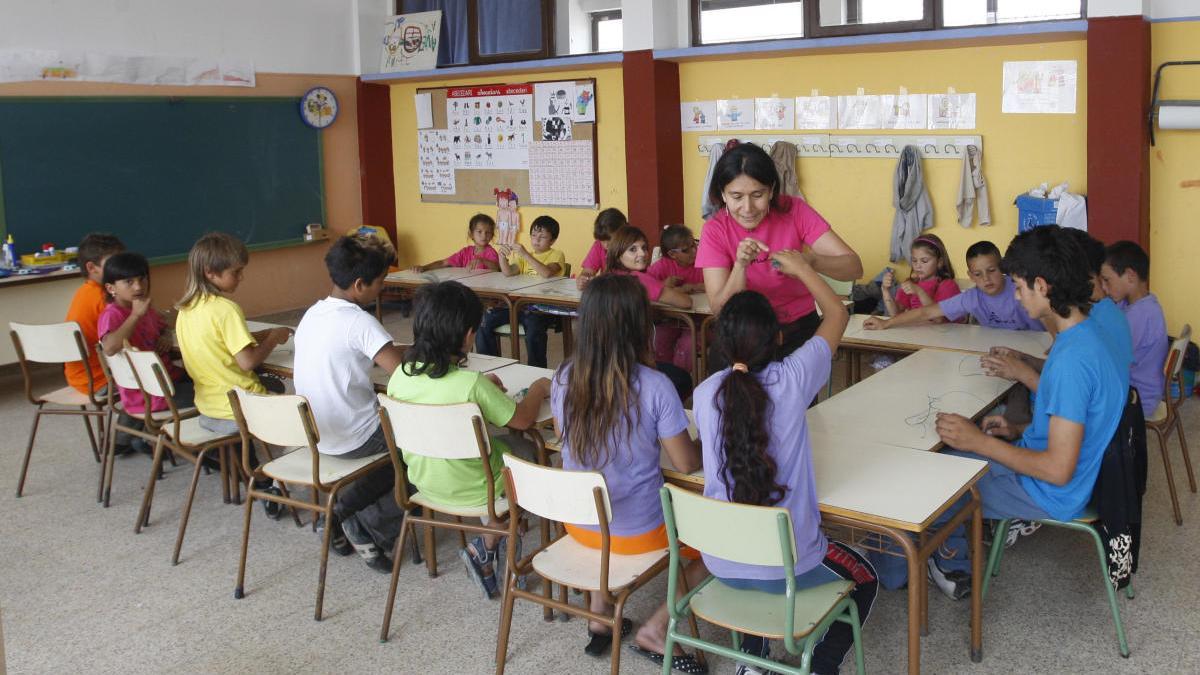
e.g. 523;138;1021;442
696;143;863;364
880;234;960;320
575;207;627;289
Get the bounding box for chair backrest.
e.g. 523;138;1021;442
124;349;175;399
502;454;612;525
561;261;572;278
663;484;796;568
376;394;489;460
818;273;853;297
98;347;140;392
230;388;317;448
9;321;87;364
1168;324;1192;380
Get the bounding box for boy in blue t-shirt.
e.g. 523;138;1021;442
863;240;1044;331
922;225;1128;600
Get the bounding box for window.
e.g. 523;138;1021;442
591;9;622;53
399;0;554;67
690;0;1084;45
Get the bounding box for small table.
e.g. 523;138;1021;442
377;267;491;320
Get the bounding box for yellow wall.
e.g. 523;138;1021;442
1150;21;1200;336
389;65;626;269
678;38;1088;282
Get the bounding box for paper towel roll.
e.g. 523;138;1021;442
1159;105;1200;130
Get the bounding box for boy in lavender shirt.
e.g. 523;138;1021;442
864;241;1044;332
1100;241;1167;417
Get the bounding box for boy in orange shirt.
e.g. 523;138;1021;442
65;233;126;394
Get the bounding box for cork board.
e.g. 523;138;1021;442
415;78;597;206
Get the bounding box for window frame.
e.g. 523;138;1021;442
806;0;935;39
590;9;623;54
397;0;555;67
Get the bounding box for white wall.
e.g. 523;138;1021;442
1088;0;1150;17
1151;0;1200;19
0;0;359;74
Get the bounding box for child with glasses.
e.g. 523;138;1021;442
648;224;703;372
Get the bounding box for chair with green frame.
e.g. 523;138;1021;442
659;484;865;675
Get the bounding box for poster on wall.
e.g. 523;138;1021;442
1002;60;1077;114
716;98;754;131
880;93;928;130
529;141;595;206
417;130;455;195
795;96;837;129
380;11;441;73
446;84;533;169
680;101;717;132
535;81;577;120
838;94;882;129
928;93;976;129
0;49;255;86
755;97;796;130
573;82;596;122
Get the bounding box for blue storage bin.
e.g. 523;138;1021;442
1015;195;1058;232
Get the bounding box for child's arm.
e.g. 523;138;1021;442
771;250;848;352
661;431;701;473
936;413;1082;486
981;348;1042;392
899;279;936;308
705;237;766;315
515;245;561;278
505;377;551;430
863;303;945;330
880;269;901;317
372;343;406;376
576;267;598;290
656;285;693;309
234;327;291;372
470;257;500;272
100;298;152;355
496;246;518;276
411;258;448;273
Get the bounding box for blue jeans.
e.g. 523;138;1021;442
476;306;552;368
869;451;1051;586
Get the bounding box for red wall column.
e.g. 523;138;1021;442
357;80;397;243
622;51;684;244
1087;16;1151;247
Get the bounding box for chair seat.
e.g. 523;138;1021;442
1147;400;1167;424
409;491;510;519
163;416;240;446
495;324;525;337
113;400;195;421
689;578;853;640
36;385;93;406
530;535;666;592
262;448;387;486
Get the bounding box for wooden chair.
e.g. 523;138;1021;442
9;321;106;497
227;388;391;621
1147;323;1194;525
377;394;513;642
659;484;866;675
126;350;241;564
495;454;685;675
94;346;187;507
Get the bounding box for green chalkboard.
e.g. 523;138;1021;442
0;97;325;263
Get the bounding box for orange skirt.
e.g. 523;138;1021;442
565;523;700;560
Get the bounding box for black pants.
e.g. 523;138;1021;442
329;425;395;523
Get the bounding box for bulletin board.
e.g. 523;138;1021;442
415;78;598;207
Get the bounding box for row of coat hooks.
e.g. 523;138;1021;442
697;134;983;159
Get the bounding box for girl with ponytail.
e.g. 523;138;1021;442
693;250;877;675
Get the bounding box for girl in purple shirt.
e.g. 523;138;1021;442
694;253;875;674
553;274;707;669
410;213;500;273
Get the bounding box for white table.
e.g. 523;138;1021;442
487;363;554;424
842;313;1052;357
384;267;490;283
807;348;1013;452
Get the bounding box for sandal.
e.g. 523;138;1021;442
627;645;708;674
459;536;499;599
494;535;528;593
584;618;632;656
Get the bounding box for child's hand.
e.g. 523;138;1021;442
981;415;1015;439
664;275;681;288
899;279;918;295
935;412;987;451
862;316;889;330
410;264;424;273
575;271;593;290
734;237;768;267
980;351;1028;382
512;243;529;257
131;297;152;318
768;249;810;278
497;244;514;258
881;269;895;289
267;327;292;346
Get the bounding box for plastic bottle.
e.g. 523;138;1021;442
2;235;15;268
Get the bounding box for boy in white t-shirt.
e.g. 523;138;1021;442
294;234;404;572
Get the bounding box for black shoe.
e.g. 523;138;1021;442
365;551;394;573
318;515;353;556
341;514;389;572
584;618;632;656
260;484;286;520
112;443;135;457
927;557;971;601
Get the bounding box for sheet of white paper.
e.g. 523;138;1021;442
795;96;837;130
928;93;977;129
755;97;796;130
680;101;717;132
880;94;928;130
1002;60;1077;114
838;95;882;129
717;98;754;131
417;130;455;195
535;81;576;121
528;141;594;206
0;49;254;87
414;92;433;129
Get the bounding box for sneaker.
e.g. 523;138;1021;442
926;557;971;601
494;534;528;593
460;536;499;599
1003;519;1042;548
341;514;389;572
260;484;286;520
317;515;353;557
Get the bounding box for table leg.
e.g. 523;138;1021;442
918;531;929;636
507;299;521;362
970;487;983;662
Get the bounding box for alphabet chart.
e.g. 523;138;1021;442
445;85;533;170
417;130;455;194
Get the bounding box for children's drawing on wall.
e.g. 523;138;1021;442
795;95;837;130
380;11;441;73
680;101;717;132
717;98;754;131
754;97;795;131
535;81;576;121
574;82;596;122
837;94;882;129
880;93;928;130
541;115;571;141
928;92;976;129
495;188;521;246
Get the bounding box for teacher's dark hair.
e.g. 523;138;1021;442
402;281;482;379
707;143;789;215
712;290;787;507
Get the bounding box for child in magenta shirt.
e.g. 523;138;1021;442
575;207;627;289
97;252;193;415
606;226;691;310
410;213;500;273
647;224;703;371
881;234;960;319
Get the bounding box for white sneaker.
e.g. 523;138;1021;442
1003;519;1042;548
926;557;971;601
